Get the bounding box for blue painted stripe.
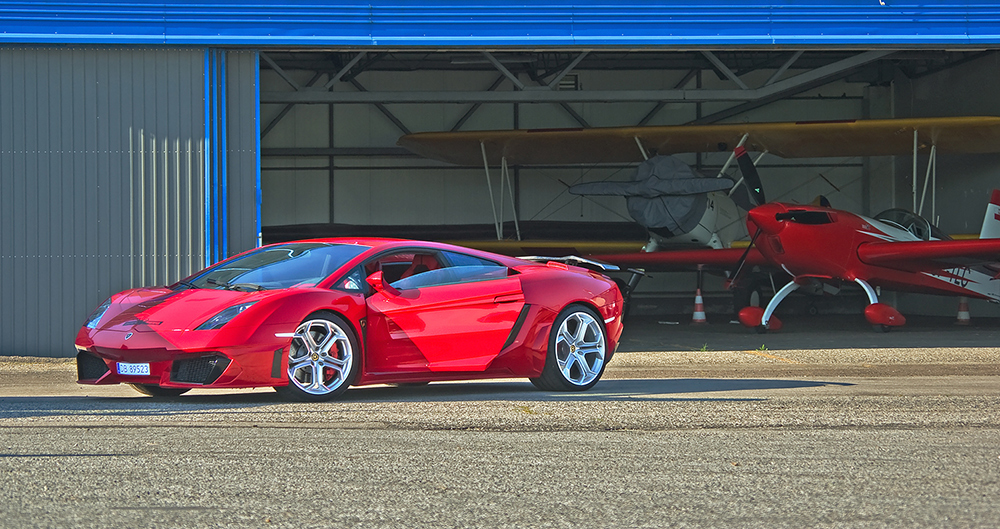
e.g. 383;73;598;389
254;50;262;249
211;49;219;264
203;48;211;269
220;51;228;260
0;2;999;46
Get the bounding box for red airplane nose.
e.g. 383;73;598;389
747;203;787;235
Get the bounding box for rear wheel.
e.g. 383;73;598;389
530;305;608;392
128;384;190;397
275;313;360;402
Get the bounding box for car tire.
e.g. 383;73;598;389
275;312;360;402
530;304;608;392
128;384;190;397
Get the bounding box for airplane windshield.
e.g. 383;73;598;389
873;209;951;241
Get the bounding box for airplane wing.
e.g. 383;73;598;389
857;238;1000;272
397;116;1000;166
587;247;769;271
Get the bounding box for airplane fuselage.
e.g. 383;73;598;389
748;202;1000;302
645;191;746;251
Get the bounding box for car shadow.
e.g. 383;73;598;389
340;378;854;403
0;393;282;420
0;378;853;419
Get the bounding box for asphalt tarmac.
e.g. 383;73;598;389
2;315;1000;528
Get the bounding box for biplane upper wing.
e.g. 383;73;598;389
397;116;1000;166
857;238;1000;273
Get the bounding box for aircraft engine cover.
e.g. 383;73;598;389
569;155;734;235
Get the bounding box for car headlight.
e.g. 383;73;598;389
84;298;113;329
195;302;258;331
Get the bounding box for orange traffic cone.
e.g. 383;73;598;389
691;288;707;324
956;296;971;325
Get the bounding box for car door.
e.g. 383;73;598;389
364;250;526;374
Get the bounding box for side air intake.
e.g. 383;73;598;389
77;351;110;381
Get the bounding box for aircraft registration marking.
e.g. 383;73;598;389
943;267;972;288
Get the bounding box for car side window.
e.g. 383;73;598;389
363;249;508;291
440;251;500;268
391;265;508;290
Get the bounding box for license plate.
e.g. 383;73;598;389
117;362;151;376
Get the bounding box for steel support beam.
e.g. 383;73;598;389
701;51;750;90
262;51;892;105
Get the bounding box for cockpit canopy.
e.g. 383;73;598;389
873;209;951;241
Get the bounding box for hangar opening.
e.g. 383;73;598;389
256;49;1000;316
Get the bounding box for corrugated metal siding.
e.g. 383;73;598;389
0;47;207;357
0;1;998;46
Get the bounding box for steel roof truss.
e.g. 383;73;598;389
261;50;892;104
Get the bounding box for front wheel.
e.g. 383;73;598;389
128;384;190;397
275;313;360;402
530;305;608;392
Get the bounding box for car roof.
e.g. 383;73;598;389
270;237;527;266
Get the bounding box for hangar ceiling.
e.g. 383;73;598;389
258;48;992;157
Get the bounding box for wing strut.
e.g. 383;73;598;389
479;142;522;241
633;136;650;160
501;156;522;241
480;141;502;239
917;144;937;221
716;133;749;179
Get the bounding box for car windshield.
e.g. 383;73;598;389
185;243;369;291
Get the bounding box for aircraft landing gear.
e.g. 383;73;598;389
856;278;906;332
738;278;800;332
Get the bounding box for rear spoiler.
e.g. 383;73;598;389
518;255;621;273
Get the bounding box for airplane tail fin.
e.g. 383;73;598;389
979;190;1000;239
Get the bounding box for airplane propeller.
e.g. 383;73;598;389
727;146;769;291
734;146;766;206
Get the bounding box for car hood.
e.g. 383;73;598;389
95;287;275;332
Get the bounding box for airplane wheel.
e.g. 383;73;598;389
873;324;891;333
733;274;770;319
755;325;768;334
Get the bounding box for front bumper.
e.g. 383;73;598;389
75;325;291;389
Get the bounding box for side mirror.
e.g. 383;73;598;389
365;271;399;296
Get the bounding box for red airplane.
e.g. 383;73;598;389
592;147;1000;333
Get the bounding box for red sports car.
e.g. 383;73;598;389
75;238;625;401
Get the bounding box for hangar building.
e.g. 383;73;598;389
3;2;1000;355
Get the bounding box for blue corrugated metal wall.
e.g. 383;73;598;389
0;1;999;46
